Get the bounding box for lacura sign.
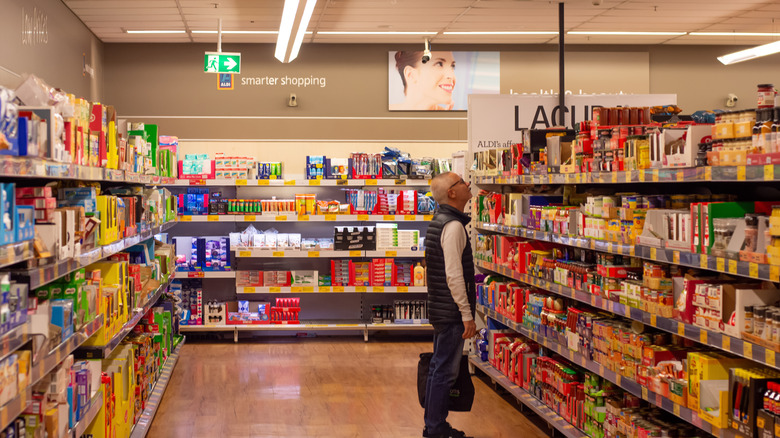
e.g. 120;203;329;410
22;6;49;46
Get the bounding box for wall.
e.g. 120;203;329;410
0;0;103;101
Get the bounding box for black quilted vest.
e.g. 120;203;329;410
425;204;476;325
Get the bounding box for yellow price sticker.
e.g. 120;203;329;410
291;286;302;292
356;286;367;293
366;180;378;186
673;403;680;417
276;215;288;221
258;180;270;186
652;169;659;182
350;250;362;257
607;243;614;253
591;295;597;306
298;215;310;221
728;259;738;274
599;365;604;376
676;171;684;182
723;336;731;351
244;215;256;221
309;179;321;186
333;286;344;292
772;265;780;282
386;251;398;257
616;374;622;385
319;286;331;292
243;287;255;293
308;251;320;258
357;214;369;221
239;251;251;258
767;350;776;367
744;342;753;359
717;257;725;272
700;254;708;269
678;322;685;336
766;165;775;181
397;286;409;292
639;171;646;182
705;166;712;181
650;247;657;260
404;215;416;221
303;287;314;293
423;215;433;221
612;172;618;183
673;251;680;264
750;262;759;278
642;387;648;400
270;175;277;180
236;179;247;186
737;165;746;181
700;330;708;344
180;215;192;222
580;356;586;367
207;215;219;222
324;215;337;221
394;179;406;185
373;286;385;292
384;215;396;221
273;251;285;257
284;179;295;185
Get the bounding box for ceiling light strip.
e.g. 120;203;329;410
443;31;558;35
691;32;780;37
567;31;686;36
318;31;438;35
718;40;780;65
275;0;317;63
125;30;186;34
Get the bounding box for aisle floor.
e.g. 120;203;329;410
147;338;551;438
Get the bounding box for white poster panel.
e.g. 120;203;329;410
468;94;677;152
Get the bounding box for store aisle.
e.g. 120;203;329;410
147;338;549;438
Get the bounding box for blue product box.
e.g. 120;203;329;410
8;283;27;330
50;299;74;339
60;187;98;213
0;183;16;245
15;205;34;242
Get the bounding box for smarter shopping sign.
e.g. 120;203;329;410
204;52;241;74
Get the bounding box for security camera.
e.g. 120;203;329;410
592;0;603;5
726;93;738;108
421;38;432;64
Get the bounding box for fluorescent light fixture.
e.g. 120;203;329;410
318;31;437;35
568;31;686;36
275;0;317;63
193;30;278;34
125;30;186;34
691;32;780;37
718;40;780;65
444;31;558;35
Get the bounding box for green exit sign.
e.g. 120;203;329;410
204;52;241;74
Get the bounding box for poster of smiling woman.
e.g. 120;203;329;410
388;51;500;111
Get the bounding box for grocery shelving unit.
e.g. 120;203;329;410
180;321;432;342
67;389;104;438
0;156;177;185
169;178;434;337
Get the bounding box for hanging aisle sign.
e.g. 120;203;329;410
468;94;676;151
204;52;241;74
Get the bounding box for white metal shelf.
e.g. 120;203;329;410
178;214;432;223
236;285;427;294
162;178;432;187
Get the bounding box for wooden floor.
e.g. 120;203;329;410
147;338;551;438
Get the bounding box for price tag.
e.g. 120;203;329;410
319;286;331;292
673;403;680;417
699;330;708;344
236;179;247;186
750;262;759;278
179;215;192;222
744;342;753;359
776;423;780;437
766;165;775;181
616;374;622;385
676;171;684;182
591;295;597;306
398;286;409;292
351;214;368;222
190;179;206;185
309;180;321;186
244;215;256;221
337;179;348;186
423;215;433;221
404;215;416;221
291;286;302;292
366;180;378;186
207;215;219;222
673;251;680;264
298;215;310;221
258;180;270;186
383;215;396;221
599;365;604;376
607;243;614;253
705;166;712;181
642;387;648;400
737;165;746;181
772;265;780;282
373;286;385;292
349;251;362;257
324;215;337;221
308;251;320;258
717;258;725;272
612;172;618;183
270;175;277;180
651;314;657;326
580;356;586;367
386;251;398;257
355;286;367;293
652;169;659;182
728;259;738;274
243;287;255;293
723;336;731;351
333;286;344;292
239;251;251;257
272;251;285;257
678;322;685;336
767;350;776;367
187;272;205;278
758;417;766;429
639;171;646;182
276;215;288;221
394;179;406;185
650;247;657;260
700;254;708;269
284;179;295;185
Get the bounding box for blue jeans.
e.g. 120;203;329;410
424;322;465;436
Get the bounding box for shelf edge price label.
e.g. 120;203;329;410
678;322;685;336
642;387;648;400
772;265;780;282
723;335;731;351
179;215;192;222
591;295;597;306
244;215;256;222
188;272;205;278
737;165;746;181
207;215;219;222
700;330;707;345
272;251;285;258
728;259;738;274
319;286;331;292
357;214;369;221
652;169;659;182
373;286;385;292
308;251;320;258
676;171;684;182
239;251;251;257
276;215;288;221
355;286;367;292
309;179;321;186
236;179;247;186
385;251;397;257
366;180;377;186
284;179;295;185
766;165;775;181
716;257;725;272
384;215;396;221
298;215;309;221
324;215;337;221
650;247;657;260
423;215;433;221
767;350;776;367
243;287;255;293
404;215;415;221
258;180;270;186
349;250;362;257
673;403;680;417
397;286;408;292
638;171;646;182
705;167;712;181
333;286;344;292
749;262;759;278
700;254;708;269
744;342;753;359
291;287;302;292
302;287;314;293
672;251;680;264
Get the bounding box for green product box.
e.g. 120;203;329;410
702;202;754;254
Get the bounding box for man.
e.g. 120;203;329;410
423;172;476;438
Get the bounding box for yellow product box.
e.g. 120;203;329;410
687;352;751;412
103;346;136;438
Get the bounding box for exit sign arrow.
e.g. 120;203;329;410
204;51;241;74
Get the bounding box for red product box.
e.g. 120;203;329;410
17;196;56;209
16;187;52;198
128;265;141;292
597;264;640;279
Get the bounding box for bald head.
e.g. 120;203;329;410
431;172;460;205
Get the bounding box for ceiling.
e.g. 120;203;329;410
63;0;780;46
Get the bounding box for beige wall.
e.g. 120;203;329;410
0;0;103;101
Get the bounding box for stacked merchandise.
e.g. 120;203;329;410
174;236;231;271
305;147;451;180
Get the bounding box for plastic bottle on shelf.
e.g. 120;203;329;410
414;263;426;286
